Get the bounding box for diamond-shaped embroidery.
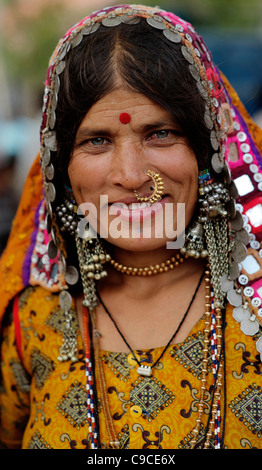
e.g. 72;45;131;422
130;376;175;420
229;384;262;435
170;330;211;378
57;381;88;429
46;306;78;335
27;430;52;449
102;352;131;380
31;347;55;390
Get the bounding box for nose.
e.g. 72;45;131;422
109;141;150;191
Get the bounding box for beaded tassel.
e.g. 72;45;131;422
190;270;224;449
190;269;211;448
210;291;221;449
83;306;99;449
204;290;223;449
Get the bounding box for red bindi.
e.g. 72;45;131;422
119;112;131;124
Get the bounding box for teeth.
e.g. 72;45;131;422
114;201;156;210
114;202;126;209
127;202;151;209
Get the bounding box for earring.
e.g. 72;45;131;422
75;234;111;308
181;220;208;259
134;170;164;205
56;197;79;235
198;169;230;222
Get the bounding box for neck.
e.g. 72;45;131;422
109;245;180;268
101;247;206;299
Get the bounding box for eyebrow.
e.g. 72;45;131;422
75;119;179;142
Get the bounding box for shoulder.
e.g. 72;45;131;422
13;286;77;371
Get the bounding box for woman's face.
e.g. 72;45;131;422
68;87;199;252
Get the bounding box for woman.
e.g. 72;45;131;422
0;4;262;450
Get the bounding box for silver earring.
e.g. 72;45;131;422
75;235;111;309
181;220;208;259
56;197;79;235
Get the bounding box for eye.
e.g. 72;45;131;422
147;129;184;143
89;137;107;146
153;130;170;139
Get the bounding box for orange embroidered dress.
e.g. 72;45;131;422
1;286;261;449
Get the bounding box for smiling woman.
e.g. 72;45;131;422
68;88;198;248
0;4;262;451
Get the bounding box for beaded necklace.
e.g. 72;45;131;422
82;267;226;449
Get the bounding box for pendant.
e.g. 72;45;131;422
137;365;152;376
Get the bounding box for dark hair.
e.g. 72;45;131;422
54;19;212;201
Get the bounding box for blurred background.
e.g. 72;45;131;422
0;0;262;252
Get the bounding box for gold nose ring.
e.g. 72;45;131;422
134;170;164;205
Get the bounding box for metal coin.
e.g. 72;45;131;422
197;81;208;99
120;15;141;24
49;109;56;129
204;110;214;130
241;318;260;336
71;33;83;48
235;228;249;245
56;60;66;75
47;240;58;260
189;64;201;81
228;261;240;280
53;73;60;94
102;16;122;27
45;182;56;203
256;336;262;353
44;132;57;151
230;211;244;231
42;147;51;166
222;160;231;184
211;153;224;173
210;130;219;151
226;198;236;218
45;213;52;234
59;290;73;310
82;23;100;35
227;289;243;307
228;181;239;199
45;164;55;181
51;91;58;109
233;306;250;322
181;45;194;64
59;42;71;60
231;240;247;263
65;265;79;285
147;17;166;30
220;274;234;293
163;29;181;43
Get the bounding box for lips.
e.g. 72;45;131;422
108;194;168;222
109;194;153;206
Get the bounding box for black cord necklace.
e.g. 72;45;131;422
97;268;205;377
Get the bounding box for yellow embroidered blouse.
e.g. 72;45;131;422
0;286;261;449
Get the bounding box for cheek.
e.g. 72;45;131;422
68;157;106;205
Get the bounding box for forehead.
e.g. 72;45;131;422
78;88;174;128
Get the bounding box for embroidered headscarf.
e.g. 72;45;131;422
0;4;262;356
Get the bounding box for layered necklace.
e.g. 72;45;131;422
82;263;226;449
